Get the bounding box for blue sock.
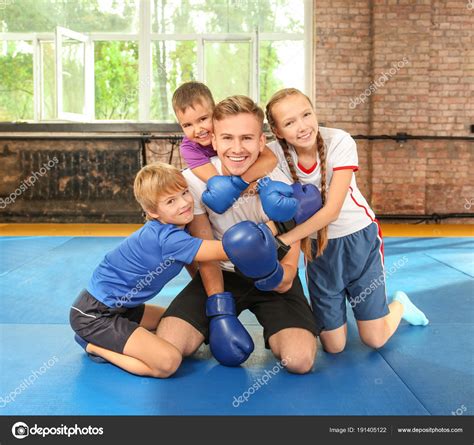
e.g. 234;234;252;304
392;291;429;326
74;334;108;363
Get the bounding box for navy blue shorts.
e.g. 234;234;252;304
306;222;389;332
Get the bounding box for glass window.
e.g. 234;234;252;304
60;37;86;116
95;41;139;120
151;40;197;121
39;41;57;120
151;0;304;34
3;0;139;33
0;0;308;122
0;40;34;121
204;40;251;102
259;40;305;107
151;0;215;34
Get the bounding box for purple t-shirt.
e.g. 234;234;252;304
180;136;217;169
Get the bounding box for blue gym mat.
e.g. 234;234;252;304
0;235;473;415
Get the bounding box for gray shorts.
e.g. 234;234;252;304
69;289;145;354
306;222;389;332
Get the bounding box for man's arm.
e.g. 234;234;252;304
187;213;224;296
185;262;198;278
273;240;300;294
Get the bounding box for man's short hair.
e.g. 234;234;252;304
213;95;264;130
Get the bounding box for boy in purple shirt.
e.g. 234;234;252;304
173;82;277;214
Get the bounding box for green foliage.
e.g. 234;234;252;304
1;0;136;33
95;41;139;120
151;40;196;121
0;42;34;120
259;42;284;107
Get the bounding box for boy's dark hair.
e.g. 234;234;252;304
172;81;215;114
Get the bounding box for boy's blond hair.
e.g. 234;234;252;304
172;81;215;115
134;162;188;219
212;95;264;130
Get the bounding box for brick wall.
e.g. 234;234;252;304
314;0;474;220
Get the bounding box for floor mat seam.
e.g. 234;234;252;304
376;349;432;415
423;253;474;278
0;236;74;278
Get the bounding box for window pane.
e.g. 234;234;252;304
0;40;34;121
259;0;304;33
151;40;197;122
204;41;251;103
3;0;138;33
40;41;57;120
61;38;85;115
151;0;304;34
259;40;304;106
94;41;139;120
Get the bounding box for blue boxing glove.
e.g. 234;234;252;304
222;221;284;291
206;292;254;366
292;183;322;224
202;175;248;214
257;177;298;222
274;183;322;235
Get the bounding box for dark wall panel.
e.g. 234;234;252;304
0;139;143;222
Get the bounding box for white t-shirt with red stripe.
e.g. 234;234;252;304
267;126;377;240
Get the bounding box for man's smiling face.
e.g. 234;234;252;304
212;113;265;176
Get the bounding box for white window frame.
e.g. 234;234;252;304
55;26;93;121
0;0;313;123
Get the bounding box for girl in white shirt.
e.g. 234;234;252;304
266;88;428;353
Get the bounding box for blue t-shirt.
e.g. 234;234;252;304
87;220;202;308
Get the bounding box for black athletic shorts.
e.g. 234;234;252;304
162;270;319;349
69;289;145;354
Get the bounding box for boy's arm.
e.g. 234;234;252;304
191;163;219;183
240;145;278;183
194;240;227;262
187;213;224;296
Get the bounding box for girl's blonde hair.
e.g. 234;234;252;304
134;162;188;220
266;88;329;259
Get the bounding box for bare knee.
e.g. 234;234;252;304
360;332;387;350
181;339;203;357
319;325;347;354
157;316;204;357
321;337;346;354
320;330;347;354
150;348;182;378
282;350;315;374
